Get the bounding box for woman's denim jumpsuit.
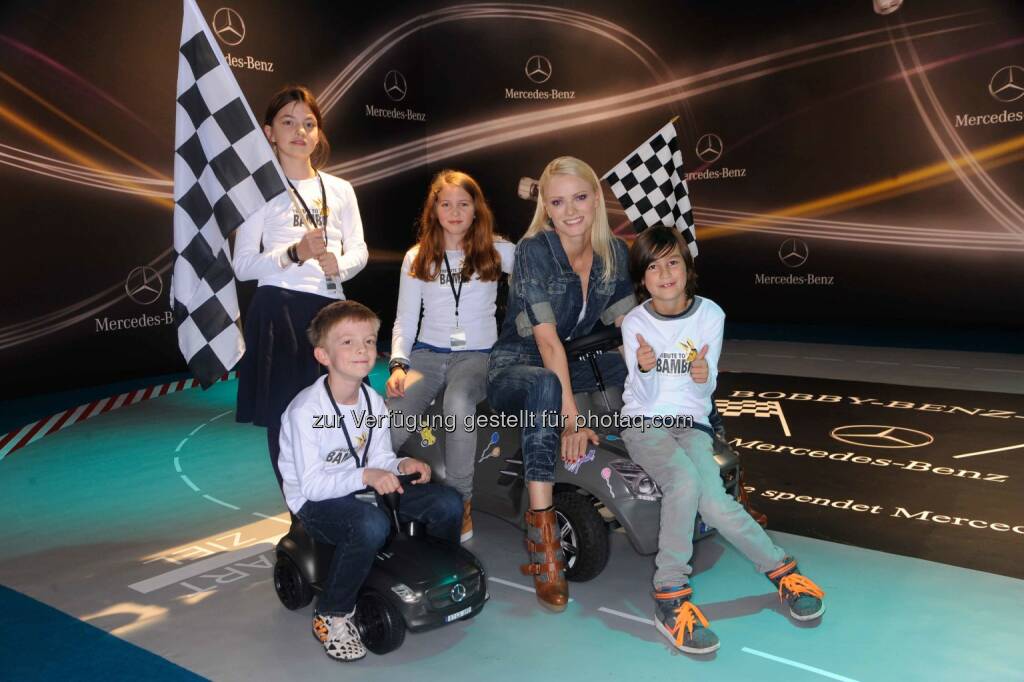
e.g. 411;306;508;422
486;230;636;482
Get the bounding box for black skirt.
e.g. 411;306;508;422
236;285;334;428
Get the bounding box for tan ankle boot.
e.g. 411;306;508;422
520;507;568;612
460;499;474;543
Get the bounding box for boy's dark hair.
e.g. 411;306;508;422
307;301;380;347
628;226;697;302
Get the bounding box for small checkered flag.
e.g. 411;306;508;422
715;399;791;437
603;122;697;257
170;0;287;387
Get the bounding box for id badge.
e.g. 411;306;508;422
450;326;467;349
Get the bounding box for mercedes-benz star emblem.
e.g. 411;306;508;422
695;133;723;164
778;238;809;268
830;425;934;449
450;582;467;603
525;55;552;84
126;266;163;305
384;70;408;102
212;7;245;46
989;66;1024;103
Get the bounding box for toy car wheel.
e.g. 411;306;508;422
554;491;609;582
273;554;313;610
356;591;406;655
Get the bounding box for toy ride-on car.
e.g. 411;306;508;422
397;326;743;583
273;473;488;655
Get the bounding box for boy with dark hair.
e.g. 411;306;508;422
621;227;824;655
278;300;462;662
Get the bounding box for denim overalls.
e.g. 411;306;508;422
486;230;636;482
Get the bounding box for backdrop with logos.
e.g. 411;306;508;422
1;0;1022;398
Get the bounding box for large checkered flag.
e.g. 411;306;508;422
170;0;287;387
603;122;698;257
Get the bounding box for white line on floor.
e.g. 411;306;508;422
975;367;1024;374
741;647;859;682
203;494;240;510
129;537;281;594
598;606;654;626
189;423;207;437
855;360;899;365
173;456;182;473
489;577;574;602
912;363;960;370
209;410;233;422
953;442;1024;459
803;356;843;362
174;438;189;453
180;474;200;492
253;512;291;524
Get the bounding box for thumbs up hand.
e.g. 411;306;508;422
690;344;710;383
636;334;656;373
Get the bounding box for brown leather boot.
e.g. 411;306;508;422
520;507;568;612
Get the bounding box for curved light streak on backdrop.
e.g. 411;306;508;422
0;6;1019;350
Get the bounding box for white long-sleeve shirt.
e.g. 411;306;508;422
232;172;367;298
390;241;515;363
621;297;724;428
279;377;403;514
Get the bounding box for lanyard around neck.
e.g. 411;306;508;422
323;378;374;468
442;252;464;323
287;173;328;247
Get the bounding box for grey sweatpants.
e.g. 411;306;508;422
621;424;786;589
388;349;488;500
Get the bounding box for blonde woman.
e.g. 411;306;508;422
486;157;636;611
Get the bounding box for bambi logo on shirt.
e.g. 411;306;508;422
656;339;699;375
324;434;367;465
292;203;327;228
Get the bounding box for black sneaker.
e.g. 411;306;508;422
653;585;720;654
766;558;825;621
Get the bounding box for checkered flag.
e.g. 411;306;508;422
170;0;287;387
603;122;697;257
715;399;791;437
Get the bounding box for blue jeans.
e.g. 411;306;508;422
486;364;564;483
296;483;462;614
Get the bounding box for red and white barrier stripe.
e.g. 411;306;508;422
0;372;237;462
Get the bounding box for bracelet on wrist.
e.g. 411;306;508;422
388;360;409;374
287;244;301;264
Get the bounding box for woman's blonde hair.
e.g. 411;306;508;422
525;156;616;283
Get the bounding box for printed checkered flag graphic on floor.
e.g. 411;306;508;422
603;122;698;257
170;0;287;387
715;399;792;437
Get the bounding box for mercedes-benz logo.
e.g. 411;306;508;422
384;70;407;102
126;266;163;305
695;133;723;164
212;7;245;46
830;425;934;449
450;582;467;603
989;66;1024;103
778;238;809;268
525;55;552;84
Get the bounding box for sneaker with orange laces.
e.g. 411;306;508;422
653;586;720;654
766;557;825;621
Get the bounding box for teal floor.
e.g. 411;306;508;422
1;377;1022;681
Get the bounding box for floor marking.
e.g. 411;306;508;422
974;367;1024;374
804;356;843;362
912;363;960;369
488;577;536;594
129;537;282;594
953;442;1024;459
203;494;241;510
253;512;291;525
598;606;655;626
174;438;189;453
209;410;233;422
757;354;795;359
173;456;182;473
489;577;574;602
855;360;899;365
180;474;200;492
188;423;207;437
741;648;860;682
